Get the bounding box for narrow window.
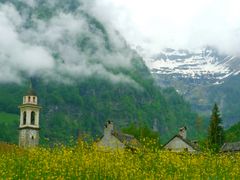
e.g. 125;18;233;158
33;97;36;103
28;96;31;102
23;111;27;125
31;111;35;125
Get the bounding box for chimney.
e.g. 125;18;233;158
191;140;198;147
179;126;187;139
104;121;113;136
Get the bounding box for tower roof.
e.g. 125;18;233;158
26;80;37;96
26;88;37;96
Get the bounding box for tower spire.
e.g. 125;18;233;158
29;79;33;90
26;78;36;96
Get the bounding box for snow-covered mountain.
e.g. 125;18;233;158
136;46;240;127
141;47;240;85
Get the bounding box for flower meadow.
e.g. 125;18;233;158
0;142;240;179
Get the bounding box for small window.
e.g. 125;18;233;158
28;96;31;102
23;111;27;125
33;97;36;102
31;111;35;125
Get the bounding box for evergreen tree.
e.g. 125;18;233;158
208;103;224;152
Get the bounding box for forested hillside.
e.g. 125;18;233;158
0;0;202;144
225;122;240;142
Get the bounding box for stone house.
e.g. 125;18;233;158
221;142;240;152
96;121;141;150
163;127;199;152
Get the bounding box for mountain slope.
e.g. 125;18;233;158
0;68;199;144
148;47;240;84
0;0;200;144
140;47;240;127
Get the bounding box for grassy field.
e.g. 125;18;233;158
0;142;240;179
0;112;18;124
0;112;19;143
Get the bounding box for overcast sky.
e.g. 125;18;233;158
92;0;240;55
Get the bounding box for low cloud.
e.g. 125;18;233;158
19;0;37;8
0;4;54;83
0;2;136;85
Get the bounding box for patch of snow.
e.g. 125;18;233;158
136;47;239;83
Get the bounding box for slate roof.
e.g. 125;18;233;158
111;131;141;149
26;80;37;96
221;142;240;152
163;135;199;151
97;131;141;149
26;88;37;96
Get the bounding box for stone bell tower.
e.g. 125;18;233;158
19;83;41;148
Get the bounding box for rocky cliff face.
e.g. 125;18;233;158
137;47;240;127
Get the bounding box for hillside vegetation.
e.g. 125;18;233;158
0;113;19;143
177;74;240;128
225;122;240;142
0;0;201;144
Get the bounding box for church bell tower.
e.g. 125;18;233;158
19;84;41;148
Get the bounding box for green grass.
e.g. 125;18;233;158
0;112;19;124
0;112;19;143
